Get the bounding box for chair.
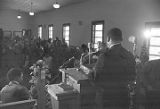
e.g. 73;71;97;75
0;99;36;109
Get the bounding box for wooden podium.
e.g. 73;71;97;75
60;68;96;109
48;83;79;109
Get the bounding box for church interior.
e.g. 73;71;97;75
0;0;160;109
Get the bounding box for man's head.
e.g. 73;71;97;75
81;44;89;53
107;28;123;42
7;68;23;82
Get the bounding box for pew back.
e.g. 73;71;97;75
0;99;36;109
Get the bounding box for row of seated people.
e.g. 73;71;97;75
0;68;31;103
1;61;160;109
0;68;38;109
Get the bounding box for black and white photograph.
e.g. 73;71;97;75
0;0;160;109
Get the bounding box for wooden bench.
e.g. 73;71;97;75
0;99;36;109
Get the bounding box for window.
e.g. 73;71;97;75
91;21;104;50
62;23;70;46
48;25;54;39
38;25;42;39
22;29;26;36
149;28;160;60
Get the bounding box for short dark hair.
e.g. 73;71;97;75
81;44;89;52
7;68;22;81
107;28;123;42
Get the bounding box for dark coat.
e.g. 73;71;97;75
94;44;136;105
0;81;30;103
142;59;160;90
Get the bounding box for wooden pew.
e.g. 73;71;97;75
0;99;36;109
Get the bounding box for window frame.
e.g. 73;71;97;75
145;22;160;60
62;23;70;46
149;35;160;60
91;20;105;49
38;25;42;39
48;24;54;39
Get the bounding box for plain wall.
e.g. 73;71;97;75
33;0;160;55
0;9;35;32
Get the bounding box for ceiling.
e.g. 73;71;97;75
0;0;89;13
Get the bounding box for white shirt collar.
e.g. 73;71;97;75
109;43;121;49
9;81;20;85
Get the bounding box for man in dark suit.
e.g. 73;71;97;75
0;68;30;103
94;28;136;109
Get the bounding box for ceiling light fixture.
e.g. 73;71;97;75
17;15;22;19
29;11;34;16
29;1;35;16
17;9;22;19
53;0;60;9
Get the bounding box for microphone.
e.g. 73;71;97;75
60;56;75;68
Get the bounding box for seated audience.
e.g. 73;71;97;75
140;59;160;94
138;59;160;108
0;68;30;103
141;59;160;91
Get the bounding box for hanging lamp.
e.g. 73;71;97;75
53;0;60;9
17;9;22;19
29;1;35;16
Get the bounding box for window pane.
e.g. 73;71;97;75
95;24;103;30
149;46;160;55
38;26;42;39
150;37;160;46
49;28;52;31
92;25;95;30
92;22;104;49
64;26;69;31
66;40;69;46
64;31;69;36
149;55;160;61
94;43;98;49
151;28;160;36
95;38;102;43
49;34;53;39
95;31;102;37
40;27;42;31
65;36;69;40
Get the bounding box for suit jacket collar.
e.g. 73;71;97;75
9;81;20;85
109;43;121;50
109;43;121;49
105;44;122;56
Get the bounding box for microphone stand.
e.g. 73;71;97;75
59;56;75;69
88;43;91;64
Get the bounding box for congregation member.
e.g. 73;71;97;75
140;59;160;108
92;42;107;58
94;28;136;109
80;44;89;65
0;68;30;103
141;59;160;91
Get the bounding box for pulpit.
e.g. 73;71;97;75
48;83;79;109
59;68;96;109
